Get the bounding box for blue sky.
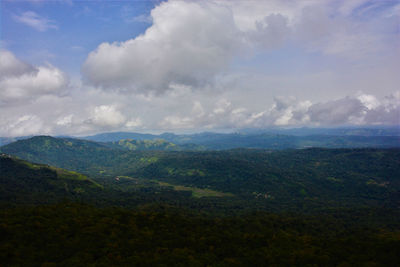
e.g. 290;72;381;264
0;0;399;136
2;0;156;75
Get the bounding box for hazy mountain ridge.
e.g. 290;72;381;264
105;138;206;151
2;127;399;149
80;127;400;143
80;130;400;150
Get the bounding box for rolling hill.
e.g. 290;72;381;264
0;154;102;205
0;136;125;174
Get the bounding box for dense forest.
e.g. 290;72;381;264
1;134;399;266
1;203;399;266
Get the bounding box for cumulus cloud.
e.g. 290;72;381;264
268;97;312;126
13;11;58;32
83;1;240;93
0;50;68;104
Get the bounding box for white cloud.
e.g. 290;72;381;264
0;66;67;101
264;93;400;126
56;114;73;126
13;11;58;32
358;94;380;110
0;115;47;137
125;118;142;128
268;97;312;126
88;105;126;127
83;0;241;93
157;93;400;130
0;50;68;104
0;50;35;79
0;84;398;137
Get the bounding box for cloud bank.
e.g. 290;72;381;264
156;93;400;130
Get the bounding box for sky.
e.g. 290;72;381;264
0;0;399;137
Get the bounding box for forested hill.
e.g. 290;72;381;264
2;135;399;211
0;154;102;205
0;136;124;173
129;148;400;209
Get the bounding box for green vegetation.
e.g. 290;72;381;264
1;135;399;265
2;136;399;212
130;148;400;211
156;180;234;198
1;203;399;266
0;154;102;205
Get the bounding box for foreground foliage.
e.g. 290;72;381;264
1;203;399;267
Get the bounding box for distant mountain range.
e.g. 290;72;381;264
1;130;400;152
1;127;399;148
81;126;400;143
81;130;400;150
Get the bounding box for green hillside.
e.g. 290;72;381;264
0;136;126;174
130;148;400;210
0;154;102;205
